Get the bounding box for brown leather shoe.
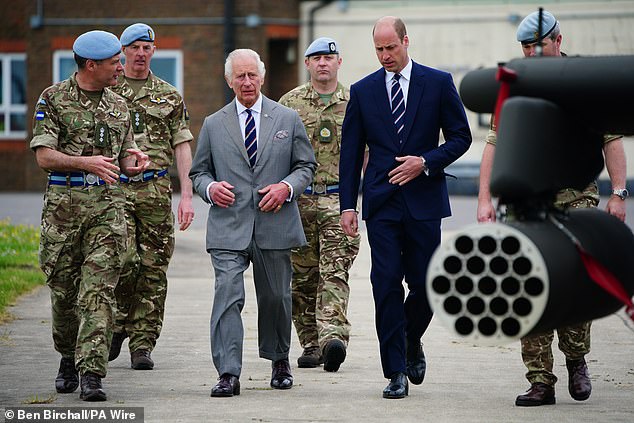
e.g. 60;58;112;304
211;374;240;397
271;359;293;389
515;382;556;406
567;358;592;401
131;349;154;370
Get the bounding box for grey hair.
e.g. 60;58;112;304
548;21;561;41
224;49;266;79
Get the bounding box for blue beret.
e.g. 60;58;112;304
73;30;122;60
516;10;558;44
305;37;338;57
120;23;155;47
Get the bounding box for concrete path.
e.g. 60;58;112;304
1;193;633;422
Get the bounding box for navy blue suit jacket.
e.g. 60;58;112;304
340;61;472;220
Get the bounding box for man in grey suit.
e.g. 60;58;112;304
190;48;316;397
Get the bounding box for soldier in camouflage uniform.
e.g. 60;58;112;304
476;10;627;407
279;37;360;372
30;30;149;401
108;23;195;370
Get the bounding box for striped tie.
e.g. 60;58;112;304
244;109;257;167
391;73;405;142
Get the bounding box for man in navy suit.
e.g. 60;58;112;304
339;16;471;399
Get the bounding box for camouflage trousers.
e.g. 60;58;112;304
520;195;597;385
40;185;127;377
291;194;360;350
114;176;175;352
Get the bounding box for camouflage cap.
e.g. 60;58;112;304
120;23;155;47
305;37;338;57
73;30;121;60
516;10;558;44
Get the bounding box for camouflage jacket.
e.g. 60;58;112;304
485;118;620;207
112;71;193;170
279;82;349;185
30;73;136;167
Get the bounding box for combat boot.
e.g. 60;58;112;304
131;349;154;370
297;346;323;368
55;357;79;393
567;358;592;401
108;331;128;361
79;372;107;401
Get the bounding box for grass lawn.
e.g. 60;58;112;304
0;219;45;323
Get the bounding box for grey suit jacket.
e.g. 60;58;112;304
190;95;317;251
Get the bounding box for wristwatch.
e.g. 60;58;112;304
612;188;629;200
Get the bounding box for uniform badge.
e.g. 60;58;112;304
150;97;166;104
35;111;46;121
318;120;334;143
329;42;336;53
133;111;145;133
94;122;110;148
109;111;121;118
38;98;46;106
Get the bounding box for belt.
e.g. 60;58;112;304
120;169;168;183
48;172;106;187
304;183;339;195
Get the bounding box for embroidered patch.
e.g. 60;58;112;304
35;111;46;121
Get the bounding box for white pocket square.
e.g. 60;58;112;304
274;130;289;139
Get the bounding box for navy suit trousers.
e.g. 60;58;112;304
365;191;440;378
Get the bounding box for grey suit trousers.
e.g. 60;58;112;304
209;240;292;377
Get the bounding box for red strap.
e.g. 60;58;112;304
493;66;518;130
578;247;634;322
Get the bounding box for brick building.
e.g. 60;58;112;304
0;0;301;191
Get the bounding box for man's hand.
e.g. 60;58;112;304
388;155;425;186
209;181;235;208
258;183;289;213
606;196;626;222
82;155;121;184
121;148;151;177
477;198;497;223
177;197;195;230
340;210;359;237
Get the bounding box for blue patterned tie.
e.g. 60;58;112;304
391;73;405;142
244;109;257;167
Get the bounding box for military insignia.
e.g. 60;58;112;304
35;111;46;121
148;28;154;41
329;42;336;53
318;121;334;143
109;111;121;118
183;106;190;121
94;122;110;148
274;130;289;139
38;98;46;106
133;111;145;133
150;97;167;104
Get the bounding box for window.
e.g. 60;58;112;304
53;50;184;93
0;54;27;139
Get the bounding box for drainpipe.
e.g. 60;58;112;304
224;0;235;103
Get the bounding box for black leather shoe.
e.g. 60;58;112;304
270;359;293;389
567;358;592;401
297;346;323;368
515;382;556;406
211;374;240;397
55;357;79;393
108;331;128;361
131;349;154;370
79;372;107;402
406;341;426;385
323;339;346;372
383;372;409;399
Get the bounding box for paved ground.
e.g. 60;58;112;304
1;193;633;422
